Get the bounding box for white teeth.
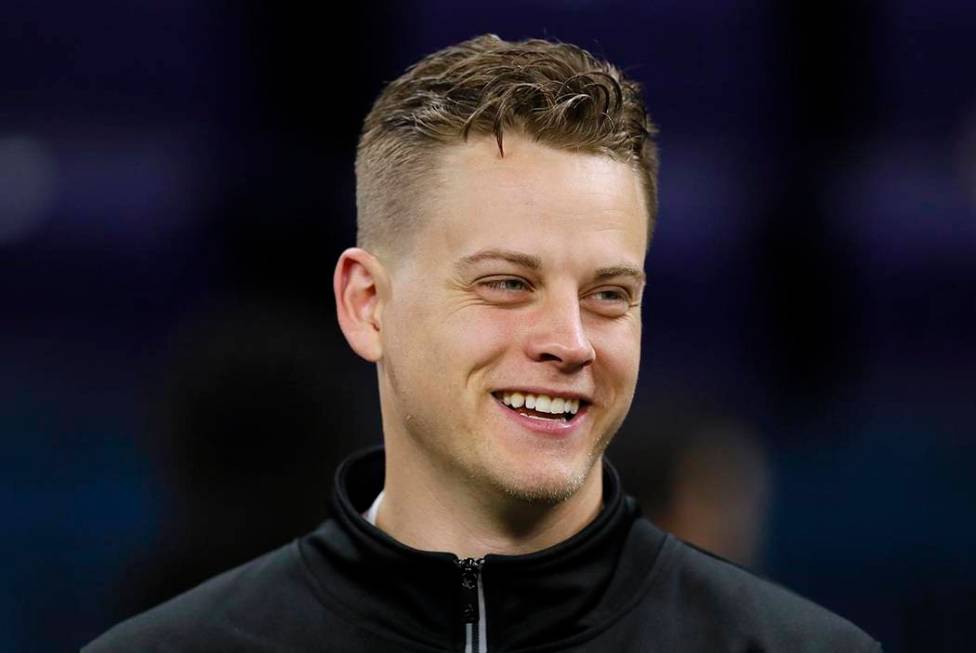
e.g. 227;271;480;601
499;392;582;416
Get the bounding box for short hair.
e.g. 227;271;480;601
355;33;659;257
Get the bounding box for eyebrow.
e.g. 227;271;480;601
455;248;645;284
593;265;646;285
456;249;542;271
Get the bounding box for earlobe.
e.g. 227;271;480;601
334;248;386;362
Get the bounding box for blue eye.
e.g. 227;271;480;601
594;289;627;302
483;278;529;292
585;287;636;318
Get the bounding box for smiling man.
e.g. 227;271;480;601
337;130;648;562
86;34;881;652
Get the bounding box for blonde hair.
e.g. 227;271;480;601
355;34;659;255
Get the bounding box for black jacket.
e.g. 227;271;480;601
85;447;881;652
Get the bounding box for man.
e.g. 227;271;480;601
86;34;881;652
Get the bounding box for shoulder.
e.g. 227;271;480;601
83;538;324;652
630;522;882;652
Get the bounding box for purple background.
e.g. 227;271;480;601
2;2;974;651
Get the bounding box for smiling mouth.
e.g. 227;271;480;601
491;391;587;422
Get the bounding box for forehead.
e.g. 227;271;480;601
415;133;648;268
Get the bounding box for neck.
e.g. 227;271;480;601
374;436;604;559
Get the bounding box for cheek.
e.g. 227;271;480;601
438;308;514;365
390;297;513;383
591;321;642;387
384;297;438;382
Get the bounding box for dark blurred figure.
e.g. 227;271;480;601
115;302;379;616
655;424;769;567
610;399;770;568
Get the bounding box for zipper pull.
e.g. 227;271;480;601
455;557;484;624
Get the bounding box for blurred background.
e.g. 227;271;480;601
2;1;974;651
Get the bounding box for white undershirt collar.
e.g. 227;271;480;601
364;490;384;526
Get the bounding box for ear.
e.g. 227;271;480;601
333;247;387;362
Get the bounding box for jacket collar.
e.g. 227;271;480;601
300;446;664;651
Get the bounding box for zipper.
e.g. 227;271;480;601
455;557;486;653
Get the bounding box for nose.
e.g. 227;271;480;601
524;292;596;372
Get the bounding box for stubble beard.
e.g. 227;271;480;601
398;402;608;507
386;356;623;508
493;451;595;505
461;410;623;507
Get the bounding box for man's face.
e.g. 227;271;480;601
378;132;648;504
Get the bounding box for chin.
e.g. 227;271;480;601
484;452;598;505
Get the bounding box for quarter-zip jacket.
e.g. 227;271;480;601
85;446;882;652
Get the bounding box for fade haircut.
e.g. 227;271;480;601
355;33;659;258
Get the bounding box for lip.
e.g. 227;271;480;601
491;393;588;437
